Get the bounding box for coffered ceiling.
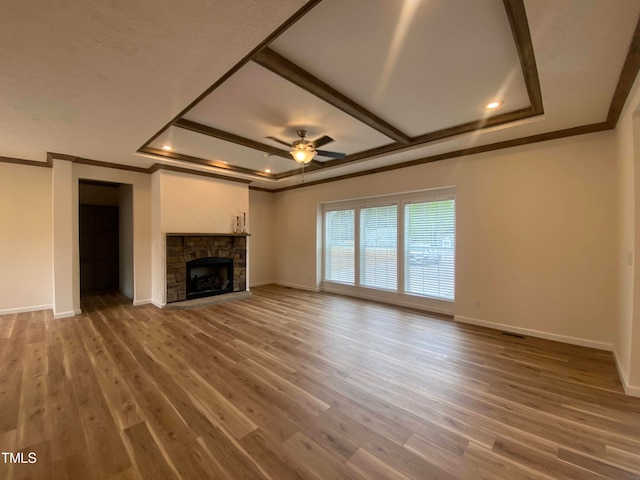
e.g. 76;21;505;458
2;0;639;190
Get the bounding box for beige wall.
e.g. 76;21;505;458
150;170;249;305
0;163;53;313
158;170;248;233
248;189;276;286
273;132;619;348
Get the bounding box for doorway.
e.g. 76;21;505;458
78;180;134;298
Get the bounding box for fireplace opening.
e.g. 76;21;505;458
186;257;233;300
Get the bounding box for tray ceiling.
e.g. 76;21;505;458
138;0;640;189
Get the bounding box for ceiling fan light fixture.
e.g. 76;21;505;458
290;143;316;164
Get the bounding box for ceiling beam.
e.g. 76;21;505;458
606;13;640;127
175;118;291;159
139;146;274;179
174;118;323;167
340;107;537;165
503;0;543;114
252;48;412;144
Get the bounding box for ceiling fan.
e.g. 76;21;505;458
266;129;346;164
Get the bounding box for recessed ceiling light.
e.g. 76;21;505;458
162;145;173;151
265;169;271;173
485;101;502;110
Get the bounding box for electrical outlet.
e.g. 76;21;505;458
627;251;633;266
474;300;481;309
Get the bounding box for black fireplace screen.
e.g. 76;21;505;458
186;257;233;300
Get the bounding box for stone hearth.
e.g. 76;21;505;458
166;234;247;303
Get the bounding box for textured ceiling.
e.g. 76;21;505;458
0;0;307;162
1;0;639;190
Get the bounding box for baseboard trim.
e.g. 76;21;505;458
453;315;613;351
133;299;152;306
613;349;640;398
623;383;640;397
53;310;77;319
150;300;165;309
274;281;321;292
322;285;454;316
249;280;277;287
0;304;52;315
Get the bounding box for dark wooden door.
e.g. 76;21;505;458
79;204;119;294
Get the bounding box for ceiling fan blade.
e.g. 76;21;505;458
316;150;346;159
265;136;291;147
312;135;334;148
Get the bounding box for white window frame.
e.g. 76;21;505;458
321;187;456;314
323;206;356;285
358;200;399;292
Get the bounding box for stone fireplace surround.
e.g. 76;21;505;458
166;234;248;303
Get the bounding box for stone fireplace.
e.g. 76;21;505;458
166;234;247;303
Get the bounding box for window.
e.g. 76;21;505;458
404;199;455;300
322;188;455;303
324;209;355;284
360;205;397;290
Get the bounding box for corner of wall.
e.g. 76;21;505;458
613;347;640;397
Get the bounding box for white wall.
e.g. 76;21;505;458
151;171;163;306
119;184;134;299
248;189;276;286
150;170;249;305
52;159;77;318
614;73;640;395
0;163;53;314
615;109;635;389
273;132;619;348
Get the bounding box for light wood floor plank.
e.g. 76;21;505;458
123;422;178;480
0;285;639;479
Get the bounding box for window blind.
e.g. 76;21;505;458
360;205;397;290
324;209;355;284
404;199;455;300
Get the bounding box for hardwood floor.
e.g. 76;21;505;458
1;285;639;479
